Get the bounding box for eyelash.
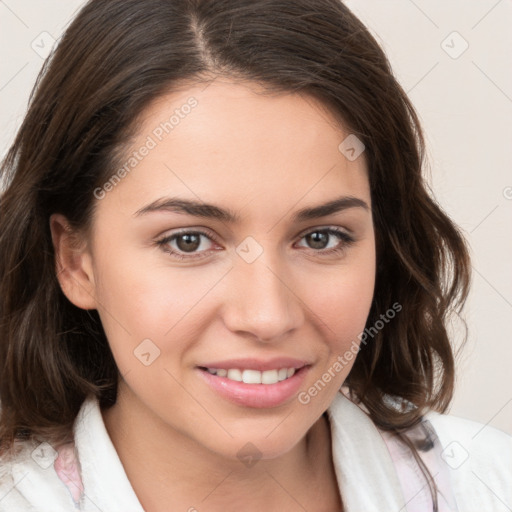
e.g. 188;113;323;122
155;227;355;261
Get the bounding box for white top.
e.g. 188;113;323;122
0;392;510;511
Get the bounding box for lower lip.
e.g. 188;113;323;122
197;366;310;408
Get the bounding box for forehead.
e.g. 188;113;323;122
101;79;370;222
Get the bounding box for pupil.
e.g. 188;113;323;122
177;234;200;252
307;232;328;249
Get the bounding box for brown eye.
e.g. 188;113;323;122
157;230;217;259
175;233;202;252
305;231;329;249
298;228;353;250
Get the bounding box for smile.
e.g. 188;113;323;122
197;364;310;408
202;367;296;384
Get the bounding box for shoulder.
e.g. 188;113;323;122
0;438;81;512
1;395;142;512
0;440;39;511
425;411;512;511
426;410;511;469
0;399;95;512
329;391;512;511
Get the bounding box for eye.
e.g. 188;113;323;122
156;226;355;261
156;229;218;260
295;227;354;254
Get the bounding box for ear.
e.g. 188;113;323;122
49;213;97;310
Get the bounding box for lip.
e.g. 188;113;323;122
196;364;311;409
197;357;310;372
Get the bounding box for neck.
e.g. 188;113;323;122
102;385;341;512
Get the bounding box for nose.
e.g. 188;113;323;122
221;255;304;343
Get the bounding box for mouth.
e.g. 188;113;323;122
196;360;311;408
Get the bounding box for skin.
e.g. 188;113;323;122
51;78;376;511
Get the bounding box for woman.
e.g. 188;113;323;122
0;1;510;511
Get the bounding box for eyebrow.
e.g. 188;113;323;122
134;195;369;223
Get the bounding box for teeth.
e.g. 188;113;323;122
205;367;298;384
242;369;261;384
227;369;242;381
261;369;278;384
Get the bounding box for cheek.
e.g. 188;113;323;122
93;251;228;369
306;247;376;342
302;245;376;378
292;253;375;415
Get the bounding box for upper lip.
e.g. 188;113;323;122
198;357;311;372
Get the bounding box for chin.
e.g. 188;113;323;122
205;420;312;463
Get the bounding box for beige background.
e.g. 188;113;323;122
1;0;511;434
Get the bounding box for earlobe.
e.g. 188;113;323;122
49;213;97;310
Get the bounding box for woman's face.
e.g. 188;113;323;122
66;79;375;460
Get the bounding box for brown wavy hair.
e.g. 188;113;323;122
0;0;469;457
